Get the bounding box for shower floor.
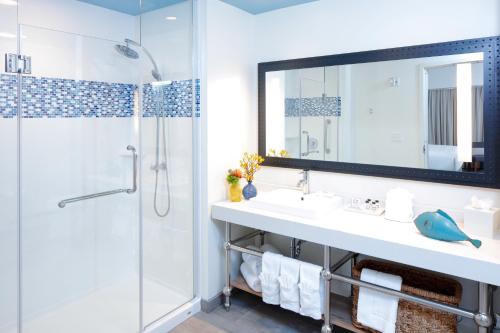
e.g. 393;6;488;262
14;278;190;333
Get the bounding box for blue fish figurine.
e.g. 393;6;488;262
414;209;482;248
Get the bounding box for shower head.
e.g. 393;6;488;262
115;38;162;81
114;44;139;59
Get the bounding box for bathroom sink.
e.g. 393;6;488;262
248;189;343;219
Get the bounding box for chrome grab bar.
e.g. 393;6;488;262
58;145;137;208
126;145;137;194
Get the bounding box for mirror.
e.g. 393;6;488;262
259;36;500;188
265;53;484;172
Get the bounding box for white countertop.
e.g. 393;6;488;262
212;200;500;286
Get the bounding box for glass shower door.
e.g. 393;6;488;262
19;25;141;333
0;2;19;333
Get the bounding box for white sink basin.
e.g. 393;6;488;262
248;189;343;219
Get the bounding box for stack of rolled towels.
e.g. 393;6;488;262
240;245;324;320
239;244;279;293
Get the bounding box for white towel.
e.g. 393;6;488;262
240;262;261;292
278;257;301;313
259;252;282;305
357;268;402;333
242;245;261;263
260;243;280;254
298;262;324;320
243;254;262;276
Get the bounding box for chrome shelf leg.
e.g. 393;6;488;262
321;246;332;333
477;283;493;333
223;222;232;311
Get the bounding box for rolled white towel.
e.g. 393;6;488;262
241;244;280;277
242;244;280;262
240;262;262;292
242;245;261;263
244;256;261;276
298;262;324;320
259;252;282;305
260;243;280;254
278;257;301;313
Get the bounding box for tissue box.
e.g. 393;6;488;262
463;205;500;239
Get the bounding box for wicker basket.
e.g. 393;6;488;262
352;260;462;333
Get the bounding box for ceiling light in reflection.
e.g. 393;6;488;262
165;16;177;21
0;0;17;6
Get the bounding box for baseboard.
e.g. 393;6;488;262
201;292;222;313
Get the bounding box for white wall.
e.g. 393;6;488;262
202;0;500;330
255;0;500;62
200;0;257;300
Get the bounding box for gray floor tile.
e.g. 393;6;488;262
170;291;353;333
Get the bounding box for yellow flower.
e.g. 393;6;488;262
240;152;265;182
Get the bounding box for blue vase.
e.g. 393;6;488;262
242;181;257;200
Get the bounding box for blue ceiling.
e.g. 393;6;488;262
78;0;318;15
220;0;318;14
77;0;185;15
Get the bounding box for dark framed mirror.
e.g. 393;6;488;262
258;36;500;188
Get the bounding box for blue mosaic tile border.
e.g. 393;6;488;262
0;74;18;118
285;97;341;117
0;74;199;118
142;79;199;118
22;76;135;118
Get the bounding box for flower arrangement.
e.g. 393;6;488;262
226;169;243;202
240;152;265;182
268;149;290;158
226;169;242;184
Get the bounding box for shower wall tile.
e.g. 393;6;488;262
22;76;135;118
142;79;200;118
0;74;198;118
285;96;341;117
0;74;18;118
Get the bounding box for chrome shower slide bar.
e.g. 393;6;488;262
58;145;137;208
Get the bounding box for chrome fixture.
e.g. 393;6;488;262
5;53;31;74
152;100;171;217
58;145;137;208
114;44;139;60
301;130;319;157
324;118;331;154
297;169;310;195
114;38;162;81
115;38;171;217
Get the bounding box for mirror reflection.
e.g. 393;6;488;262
265;52;484;172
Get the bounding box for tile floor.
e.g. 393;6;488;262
171;291;352;333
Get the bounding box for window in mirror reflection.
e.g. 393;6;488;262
265;52;484;173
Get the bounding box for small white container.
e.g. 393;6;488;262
463;206;500;239
384;188;414;223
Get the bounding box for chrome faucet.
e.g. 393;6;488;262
297;169;310;195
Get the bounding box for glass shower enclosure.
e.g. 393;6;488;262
0;0;196;332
